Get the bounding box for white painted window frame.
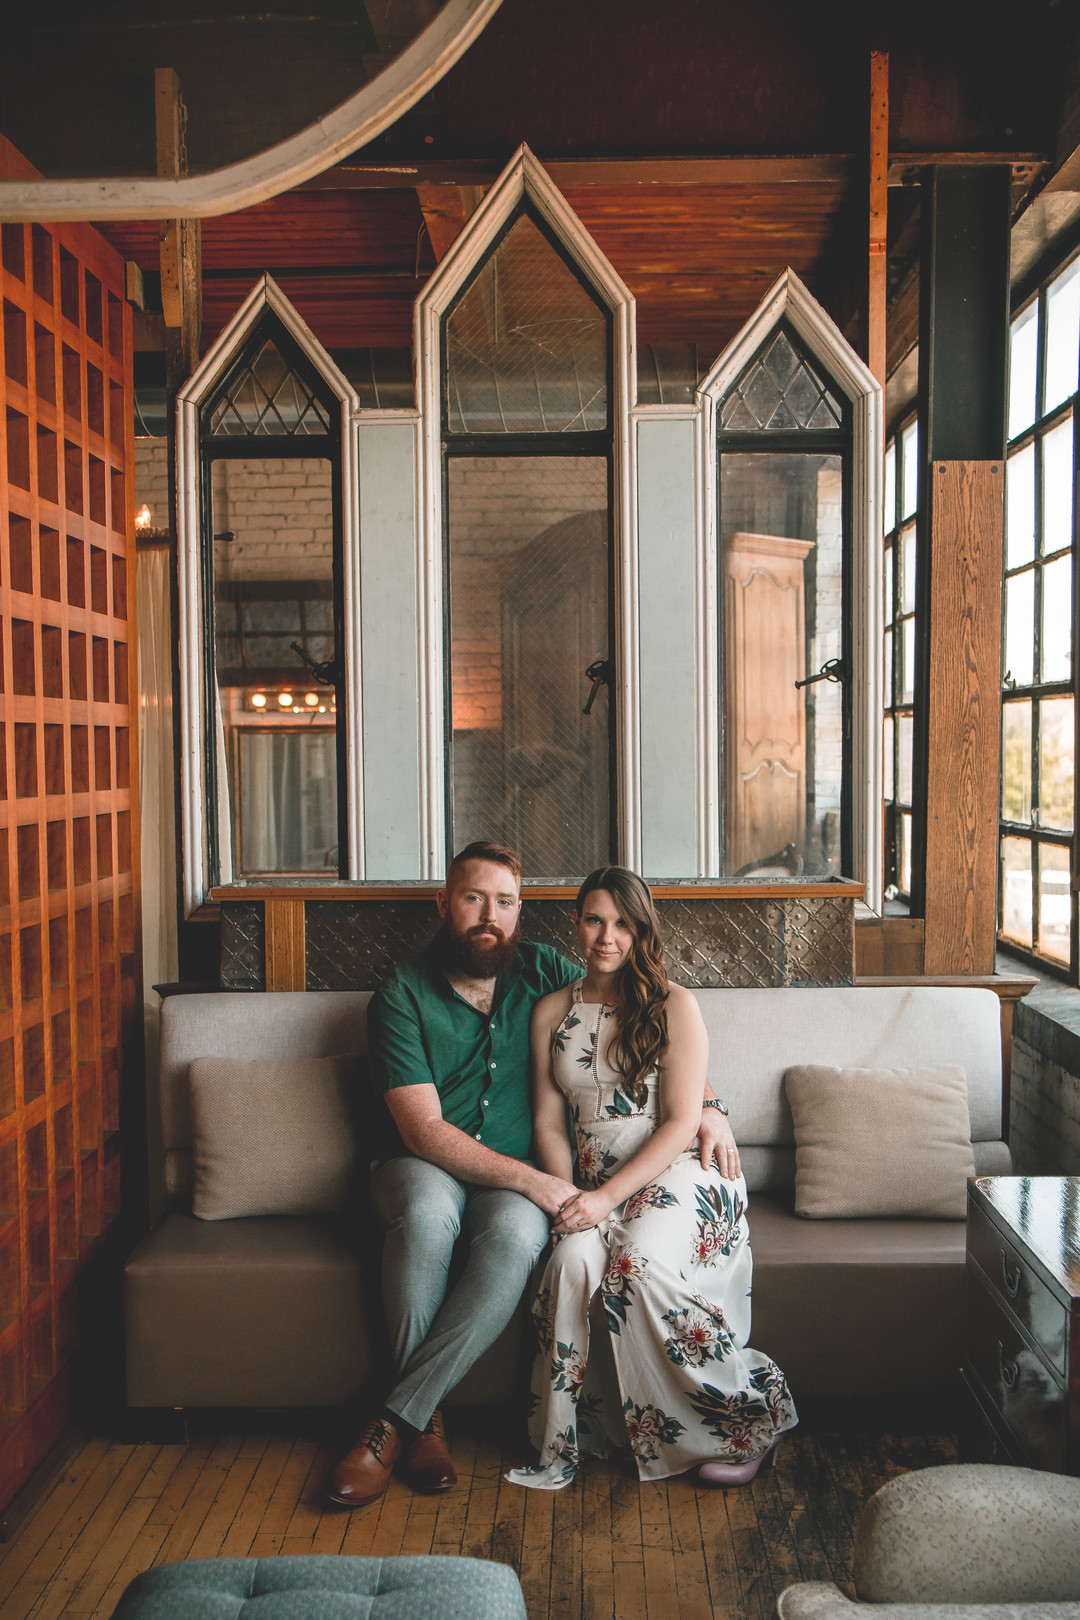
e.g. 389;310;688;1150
176;275;361;915
414;144;640;878
697;269;884;908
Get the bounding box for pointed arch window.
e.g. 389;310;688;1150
701;274;882;900
177;279;358;910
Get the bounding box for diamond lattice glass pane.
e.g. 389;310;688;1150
210;339;332;437
448;456;610;875
719;328;841;432
446;215;608;433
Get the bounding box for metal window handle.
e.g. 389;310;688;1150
582;657;612;715
290;640;338;687
795;657;849;690
997;1340;1020;1392
1000;1249;1022;1298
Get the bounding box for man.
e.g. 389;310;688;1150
326;841;733;1507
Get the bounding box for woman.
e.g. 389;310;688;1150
505;867;796;1491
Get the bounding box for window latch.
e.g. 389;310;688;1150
582;657;613;715
290;640;338;687
795;657;848;690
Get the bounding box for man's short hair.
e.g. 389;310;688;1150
445;841;522;889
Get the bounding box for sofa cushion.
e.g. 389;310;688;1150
784;1063;976;1218
189;1054;357;1220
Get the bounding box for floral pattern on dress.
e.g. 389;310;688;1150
691;1180;746;1266
552;1011;580;1053
576;1130;618;1187
622;1400;686;1463
504;980;797;1492
623;1183;678;1221
602;1242;646;1335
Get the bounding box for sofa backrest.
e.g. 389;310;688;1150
156;983;1010;1203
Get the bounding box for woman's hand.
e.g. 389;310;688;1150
552;1186;615;1235
697;1108;741;1180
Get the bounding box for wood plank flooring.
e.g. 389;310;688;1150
0;1405;958;1619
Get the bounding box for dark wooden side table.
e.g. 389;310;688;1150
963;1176;1080;1474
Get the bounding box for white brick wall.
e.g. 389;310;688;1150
134;437;169;522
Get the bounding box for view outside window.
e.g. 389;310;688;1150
882;417;918;899
202;332;343;880
717;328;849;877
443;209;613;875
999;257;1079;971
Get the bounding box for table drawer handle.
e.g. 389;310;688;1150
998;1340;1020;1391
1000;1249;1022;1298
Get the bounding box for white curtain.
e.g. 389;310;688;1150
137;544;178;1219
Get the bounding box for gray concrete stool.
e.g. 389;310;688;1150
110;1554;527;1620
777;1463;1080;1618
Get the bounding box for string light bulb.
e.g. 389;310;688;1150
135;504;152;534
251;692;267;709
278;692;292;707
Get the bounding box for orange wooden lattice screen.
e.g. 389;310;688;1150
0;143;140;1511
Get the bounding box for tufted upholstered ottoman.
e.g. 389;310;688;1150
110;1555;527;1620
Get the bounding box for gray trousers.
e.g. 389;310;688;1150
371;1155;551;1432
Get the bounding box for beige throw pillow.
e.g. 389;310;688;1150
784;1063;976;1219
189;1054;357;1221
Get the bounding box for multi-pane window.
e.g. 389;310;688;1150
882;416;918;899
999;256;1079;972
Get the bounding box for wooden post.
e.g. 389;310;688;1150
155;68;202;378
868;50;889;388
264;900;307;991
922;462;1004;973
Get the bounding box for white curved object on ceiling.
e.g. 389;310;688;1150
0;0;503;222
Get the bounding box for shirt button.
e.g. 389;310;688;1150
490;1022;495;1031
475;1133;483;1141
482;1099;489;1107
490;1061;497;1069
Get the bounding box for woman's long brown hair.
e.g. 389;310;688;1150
575;867;669;1107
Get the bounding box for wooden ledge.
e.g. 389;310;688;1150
210;878;866;903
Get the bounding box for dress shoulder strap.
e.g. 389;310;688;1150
571;978;585;1005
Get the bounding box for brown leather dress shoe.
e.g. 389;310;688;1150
326;1417;403;1507
401;1408;457;1493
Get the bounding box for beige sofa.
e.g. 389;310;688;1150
124;984;1011;1410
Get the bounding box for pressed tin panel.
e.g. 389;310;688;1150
218;891;856;991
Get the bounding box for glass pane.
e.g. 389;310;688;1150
899;811;912;895
719;453;844;875
1006;443;1036;568
898;712;913;804
902;616;915;704
1043;415;1074;555
210;339;332;437
1041;552;1072;684
1045;259;1080;416
236;730;338;872
1001;699;1032;823
211;457;340;878
900;524;916;614
883;542;894;624
448;455;609;874
1039;696;1074;831
1005;570;1035;688
719;327;842;432
883;714;894;801
883;441;896;531
901;420;918;519
883;628;893;708
1039;843;1072;964
1001;836;1034;947
445;214;607;434
1009;303;1038;440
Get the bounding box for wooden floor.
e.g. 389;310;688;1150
0;1405;957;1619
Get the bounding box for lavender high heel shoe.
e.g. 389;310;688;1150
695;1431;786;1487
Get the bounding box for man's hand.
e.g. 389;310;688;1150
525;1168;584;1218
696;1108;741;1180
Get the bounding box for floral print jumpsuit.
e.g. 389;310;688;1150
506;982;797;1489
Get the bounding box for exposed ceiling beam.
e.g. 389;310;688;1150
415;182;484;259
297;152;1047;191
0;0;504;221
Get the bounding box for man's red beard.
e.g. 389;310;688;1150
443;917;522;978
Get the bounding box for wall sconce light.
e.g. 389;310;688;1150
135;503;153;534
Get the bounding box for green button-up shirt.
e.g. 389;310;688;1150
367;937;579;1162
